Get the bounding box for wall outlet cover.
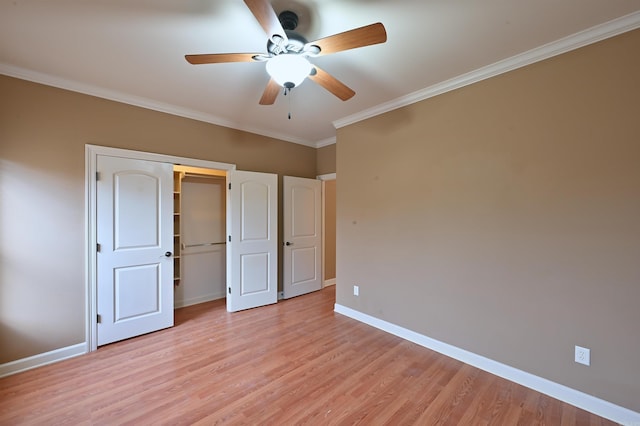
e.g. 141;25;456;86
575;345;590;366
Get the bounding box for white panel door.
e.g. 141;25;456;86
227;170;278;312
283;176;322;299
96;155;173;346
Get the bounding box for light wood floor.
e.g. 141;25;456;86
0;286;615;425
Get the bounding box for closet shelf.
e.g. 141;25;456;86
173;170;183;286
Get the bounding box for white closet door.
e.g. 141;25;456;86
227;170;278;312
96;155;173;346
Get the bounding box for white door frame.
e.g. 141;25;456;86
317;173;336;288
85;144;236;351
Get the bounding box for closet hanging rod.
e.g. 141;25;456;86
182;242;226;249
182;173;225;179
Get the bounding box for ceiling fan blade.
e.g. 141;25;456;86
308;66;355;101
259;78;281;105
185;53;261;65
307;23;387;56
244;0;288;44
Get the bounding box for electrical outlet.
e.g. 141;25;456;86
353;285;359;296
575;345;590;366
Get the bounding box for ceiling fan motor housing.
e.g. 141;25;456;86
267;11;309;55
279;10;299;31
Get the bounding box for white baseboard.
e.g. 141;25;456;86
0;342;87;378
323;278;336;287
174;292;225;309
334;303;640;425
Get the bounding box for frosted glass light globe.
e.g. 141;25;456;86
266;54;312;88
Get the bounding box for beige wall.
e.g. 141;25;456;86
0;75;317;364
316;144;336;175
324;180;336;281
336;29;640;412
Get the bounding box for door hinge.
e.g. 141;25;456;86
96;243;101;252
228;287;231;295
228;235;231;242
97;314;102;324
228;183;231;190
96;171;100;181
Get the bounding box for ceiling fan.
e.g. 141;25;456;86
185;0;387;106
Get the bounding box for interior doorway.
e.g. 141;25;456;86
318;173;336;287
173;166;227;308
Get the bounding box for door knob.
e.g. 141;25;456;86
165;251;172;257
285;242;292;246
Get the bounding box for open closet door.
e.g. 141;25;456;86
96;155;174;345
227;170;278;312
283;176;322;299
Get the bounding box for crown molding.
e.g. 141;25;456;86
334;11;640;130
0;63;318;148
314;137;337;148
3;11;638;149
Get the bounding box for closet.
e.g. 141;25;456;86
173;165;227;308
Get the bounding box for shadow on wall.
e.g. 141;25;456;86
0;158;85;364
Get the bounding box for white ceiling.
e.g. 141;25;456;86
1;1;639;147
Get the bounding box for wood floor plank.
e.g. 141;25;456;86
0;286;618;425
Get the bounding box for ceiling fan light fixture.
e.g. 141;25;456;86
185;1;388;105
266;54;312;88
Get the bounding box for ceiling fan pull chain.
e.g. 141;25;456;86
283;86;292;119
